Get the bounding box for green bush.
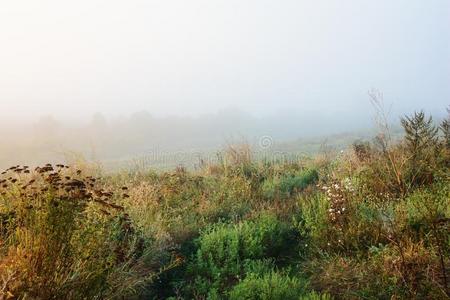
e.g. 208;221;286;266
299;291;332;300
185;214;297;298
229;271;307;300
262;168;318;199
297;192;330;250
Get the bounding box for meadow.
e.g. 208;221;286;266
0;109;449;299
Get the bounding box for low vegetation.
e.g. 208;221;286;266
1;109;449;299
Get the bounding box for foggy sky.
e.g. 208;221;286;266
0;0;449;121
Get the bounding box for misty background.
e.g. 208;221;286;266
0;0;449;169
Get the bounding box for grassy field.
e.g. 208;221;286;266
0;110;449;299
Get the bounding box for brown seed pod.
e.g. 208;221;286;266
66;179;86;188
99;209;111;216
103;192;113;197
109;203;125;211
94;190;104;197
93;198;110;207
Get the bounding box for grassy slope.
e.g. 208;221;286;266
0;112;449;299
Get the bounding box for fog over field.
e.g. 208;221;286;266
1;2;450;299
0;0;449;168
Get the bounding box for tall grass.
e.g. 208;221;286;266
0;164;172;299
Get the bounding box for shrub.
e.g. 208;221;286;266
185;214;298;298
299;291;332;300
229;271;307;300
262;168;318;199
401;111;440;187
297;192;330;252
354;110;447;198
